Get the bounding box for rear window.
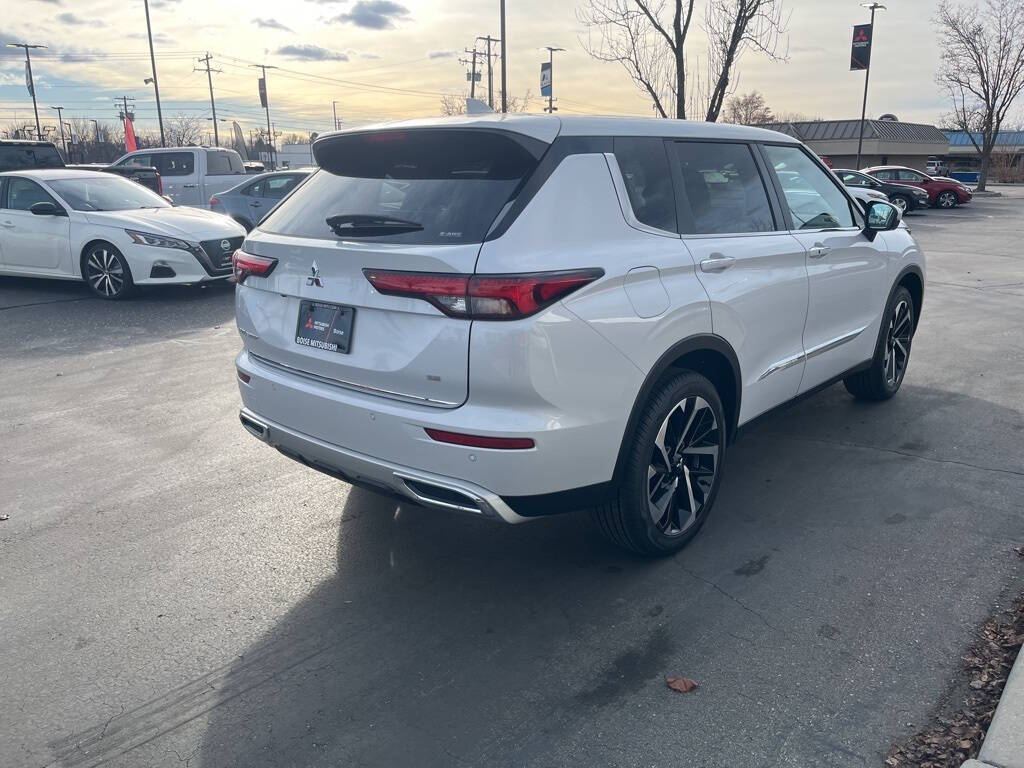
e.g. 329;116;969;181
208;151;244;175
0;144;63;172
259;129;544;244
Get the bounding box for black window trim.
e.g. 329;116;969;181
667;137;785;238
755;142;863;233
2;175;61;212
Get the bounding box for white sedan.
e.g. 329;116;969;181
0;169;246;299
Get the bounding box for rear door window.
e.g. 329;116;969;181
872;169;896;181
264;175;299;199
612;137;677;232
671;141;775;234
762;144;855;230
207;151;243;175
160;152;195;177
897;169;927;182
260;130;544;245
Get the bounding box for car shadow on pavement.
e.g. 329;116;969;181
44;385;1024;768
0;276;238;360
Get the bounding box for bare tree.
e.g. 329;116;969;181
577;0;786;120
935;0;1024;190
703;0;789;121
165;114;206;147
722;90;774;124
440;90;533;116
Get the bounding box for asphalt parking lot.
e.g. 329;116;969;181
2;192;1023;768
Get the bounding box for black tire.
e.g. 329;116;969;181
889;194;910;213
81;242;135;300
592;371;726;557
936;190;958;209
843;285;915;401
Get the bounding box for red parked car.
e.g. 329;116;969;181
861;165;973;209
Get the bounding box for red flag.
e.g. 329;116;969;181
124;116;137;152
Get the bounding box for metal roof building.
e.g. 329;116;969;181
759;119;950;170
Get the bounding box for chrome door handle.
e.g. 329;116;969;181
808;244;831;259
251;201;262;207
183;184;199;189
700;254;735;273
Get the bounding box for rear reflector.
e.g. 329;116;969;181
237;369;251;383
363;268;603;320
232;250;277;283
424;428;535;450
209;196;220;206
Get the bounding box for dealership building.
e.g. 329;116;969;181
760;119;949;171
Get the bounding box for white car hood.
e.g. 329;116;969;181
84;207;245;241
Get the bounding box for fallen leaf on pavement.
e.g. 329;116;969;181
666;676;698;693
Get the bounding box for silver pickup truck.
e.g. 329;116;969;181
111;146;247;208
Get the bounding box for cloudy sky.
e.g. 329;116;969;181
0;0;951;141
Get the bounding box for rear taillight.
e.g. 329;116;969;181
209;196;219;206
424;428;535;450
363;268;603;320
232;250;277;283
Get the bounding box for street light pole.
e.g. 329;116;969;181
542;46;565;113
7;43;45;138
50;106;67;158
855;2;885;169
142;0;165;147
251;63;277;168
499;0;507;113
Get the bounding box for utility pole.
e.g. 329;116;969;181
196;52;222;146
499;0;507;113
477;35;500;108
332;100;340;131
855;2;885;169
50;106;67;157
7;43;45;138
142;0;165;146
88;118;99;161
116;96;135;144
250;63;278;168
463;47;481;99
542;46;565;113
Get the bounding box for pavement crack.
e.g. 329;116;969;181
675;561;779;632
762;433;1024;480
99;704;125;739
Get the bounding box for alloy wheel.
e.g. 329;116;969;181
883;299;912;387
647;396;720;536
890;196;907;212
938;191;957;208
86;248;126;298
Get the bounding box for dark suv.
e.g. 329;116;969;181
862;165;973;209
834;169;930;213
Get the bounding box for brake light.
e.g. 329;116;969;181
424;428;535;450
210;196;219;206
232;250;277;283
363;268;603;320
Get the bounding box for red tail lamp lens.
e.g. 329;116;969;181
232;250;278;283
363;269;602;319
424;428;535;450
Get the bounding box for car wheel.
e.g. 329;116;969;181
936;190;958;208
843;285;914;401
82;243;135;300
889;195;909;213
592;371;726;556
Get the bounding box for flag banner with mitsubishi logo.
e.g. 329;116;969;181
851;23;873;70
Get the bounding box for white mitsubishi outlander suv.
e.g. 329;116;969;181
234;115;923;556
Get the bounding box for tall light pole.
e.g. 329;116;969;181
499;0;507;113
50;105;67;157
855;2;885;169
332;100;340;131
7;43;45;138
142;0;165;146
250;63;277;168
542;46;565;113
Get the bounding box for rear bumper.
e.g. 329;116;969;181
238;406;530;523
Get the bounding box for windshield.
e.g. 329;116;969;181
259;129;544;244
49;176;170;212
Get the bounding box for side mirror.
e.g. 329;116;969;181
29;201;63;216
162;195;175;205
864;200;900;239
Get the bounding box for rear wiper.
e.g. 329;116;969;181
326;214;424;237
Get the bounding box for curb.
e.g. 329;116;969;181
971;190;1003;197
962;644;1024;768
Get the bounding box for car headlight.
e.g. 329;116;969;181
126;230;196;251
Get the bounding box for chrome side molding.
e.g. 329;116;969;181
758;325;868;381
